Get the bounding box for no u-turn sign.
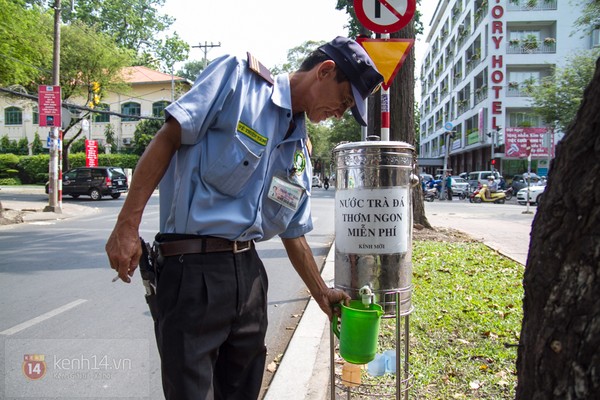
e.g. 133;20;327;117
354;0;416;34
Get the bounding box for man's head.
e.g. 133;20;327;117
298;37;383;126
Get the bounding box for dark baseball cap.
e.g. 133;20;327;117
319;36;383;126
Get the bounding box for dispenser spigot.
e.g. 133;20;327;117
359;285;374;306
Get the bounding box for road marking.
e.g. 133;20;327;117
0;299;87;336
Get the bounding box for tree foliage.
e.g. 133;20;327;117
62;0;173;54
0;0;53;87
572;0;600;34
176;60;206;82
132;119;163;155
525;49;600;132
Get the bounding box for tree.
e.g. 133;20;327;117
516;56;600;399
525;49;599;133
132;119;163;156
176;60;206;82
0;0;52;88
58;20;132;170
62;0;174;56
572;0;600;35
272;40;326;75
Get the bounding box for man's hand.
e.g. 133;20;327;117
106;223;141;283
315;287;351;320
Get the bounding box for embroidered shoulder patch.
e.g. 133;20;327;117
237;121;268;146
292;150;306;175
247;52;274;85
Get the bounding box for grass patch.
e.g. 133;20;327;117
342;240;524;399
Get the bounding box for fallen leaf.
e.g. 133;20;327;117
469;380;482;390
267;361;277;373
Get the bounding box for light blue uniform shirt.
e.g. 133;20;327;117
159;54;313;241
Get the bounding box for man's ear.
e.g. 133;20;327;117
316;60;336;80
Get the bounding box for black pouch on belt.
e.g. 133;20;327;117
139;237;158;321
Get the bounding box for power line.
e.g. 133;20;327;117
0;86;162;121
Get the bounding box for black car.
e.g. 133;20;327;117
45;166;128;200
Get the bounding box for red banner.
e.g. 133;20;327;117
38;85;62;127
85;140;98;167
505;127;552;158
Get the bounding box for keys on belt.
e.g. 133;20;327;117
156;237;253;257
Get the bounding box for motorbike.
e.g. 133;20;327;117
472;185;506;204
500;187;513;200
424;186;438;202
324;180;329;190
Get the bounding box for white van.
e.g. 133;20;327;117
467;170;501;189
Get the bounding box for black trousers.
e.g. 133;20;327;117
154;241;268;400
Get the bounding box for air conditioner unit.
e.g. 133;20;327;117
122;138;132;145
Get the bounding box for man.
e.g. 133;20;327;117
105;36;383;399
445;172;453;201
486;175;498;199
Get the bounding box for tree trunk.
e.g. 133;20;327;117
390;22;431;228
516;57;600;399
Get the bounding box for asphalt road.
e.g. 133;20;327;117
0;187;336;399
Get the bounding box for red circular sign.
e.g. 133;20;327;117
354;0;417;34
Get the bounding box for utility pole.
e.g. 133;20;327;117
192;41;221;67
44;0;62;213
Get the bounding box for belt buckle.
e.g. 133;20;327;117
233;241;251;254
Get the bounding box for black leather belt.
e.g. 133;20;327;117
156;237;253;257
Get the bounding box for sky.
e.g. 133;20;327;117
160;0;438;73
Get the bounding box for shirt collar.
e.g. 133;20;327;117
272;73;292;111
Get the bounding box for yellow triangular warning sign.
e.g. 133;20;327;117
357;38;414;90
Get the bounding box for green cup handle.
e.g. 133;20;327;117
331;304;341;338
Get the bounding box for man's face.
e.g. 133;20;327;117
306;64;355;123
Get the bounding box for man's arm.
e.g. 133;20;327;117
106;118;182;283
281;236;350;320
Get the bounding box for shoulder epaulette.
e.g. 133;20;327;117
247;52;274;85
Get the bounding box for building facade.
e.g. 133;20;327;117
0;66;191;151
418;0;596;177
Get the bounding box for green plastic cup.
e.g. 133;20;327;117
332;300;384;364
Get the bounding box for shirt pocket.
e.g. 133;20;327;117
204;134;264;197
262;199;297;235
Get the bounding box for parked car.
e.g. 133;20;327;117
517;183;545;205
510;173;541;192
311;176;322;188
466;170;502;190
449;176;469;197
45;166;128;200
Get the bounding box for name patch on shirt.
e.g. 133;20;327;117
237;121;268;146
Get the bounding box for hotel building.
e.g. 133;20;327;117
418;0;597;177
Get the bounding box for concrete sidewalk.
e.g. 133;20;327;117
264;202;535;399
0;185;97;226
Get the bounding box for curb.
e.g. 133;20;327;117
263;244;335;400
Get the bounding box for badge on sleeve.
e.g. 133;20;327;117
292;150;306;176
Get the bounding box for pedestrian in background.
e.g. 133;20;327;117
106;36;383;400
445;172;453;201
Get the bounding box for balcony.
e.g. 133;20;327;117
474;86;488;104
507;0;557;11
507;37;556;54
457;99;470;115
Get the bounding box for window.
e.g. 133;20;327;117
4;107;23;125
509;71;540;84
509;112;541;127
152;101;170;118
32;106;39;125
121;102;141;122
93;103;110;123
